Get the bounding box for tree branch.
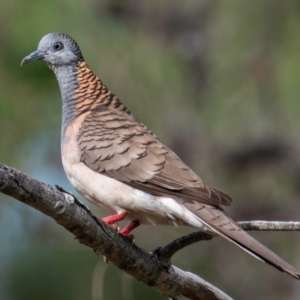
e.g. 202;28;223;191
238;220;300;231
0;163;233;300
0;163;299;299
154;221;300;264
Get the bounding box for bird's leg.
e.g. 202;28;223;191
120;220;140;241
102;211;128;224
102;212;140;241
101;211;128;233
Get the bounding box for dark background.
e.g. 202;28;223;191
1;1;300;299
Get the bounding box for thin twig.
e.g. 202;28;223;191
238;220;300;231
154;220;300;264
153;231;213;265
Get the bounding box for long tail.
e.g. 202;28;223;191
185;203;300;280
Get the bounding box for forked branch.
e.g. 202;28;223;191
0;163;299;300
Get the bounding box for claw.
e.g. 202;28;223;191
109;222;120;233
122;233;135;243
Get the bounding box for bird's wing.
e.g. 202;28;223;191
77;108;232;207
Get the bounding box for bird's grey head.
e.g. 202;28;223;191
21;33;83;69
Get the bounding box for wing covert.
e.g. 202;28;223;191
78;108;232;206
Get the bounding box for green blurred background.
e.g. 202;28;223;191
1;1;300;299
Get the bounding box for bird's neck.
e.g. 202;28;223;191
53;61;129;136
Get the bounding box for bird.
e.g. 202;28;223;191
21;32;300;280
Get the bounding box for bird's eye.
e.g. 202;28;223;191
53;42;63;51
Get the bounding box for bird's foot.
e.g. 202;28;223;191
101;214;139;261
109;222;120;233
121;233;135;243
101;213;140;241
101;211;127;237
117;220;140;243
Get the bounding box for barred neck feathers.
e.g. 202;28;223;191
55;60;130;134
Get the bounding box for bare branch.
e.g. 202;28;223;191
0;163;232;300
156;220;300;263
1;163;299;299
153;232;213;265
238;221;300;231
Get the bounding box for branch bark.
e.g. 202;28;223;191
0;163;299;299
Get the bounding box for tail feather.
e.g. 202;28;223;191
185;203;300;280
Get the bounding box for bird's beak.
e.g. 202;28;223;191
20;50;47;66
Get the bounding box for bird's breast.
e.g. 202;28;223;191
61;113;136;213
60;114;208;230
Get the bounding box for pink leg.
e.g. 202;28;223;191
120;220;140;235
102;211;128;225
